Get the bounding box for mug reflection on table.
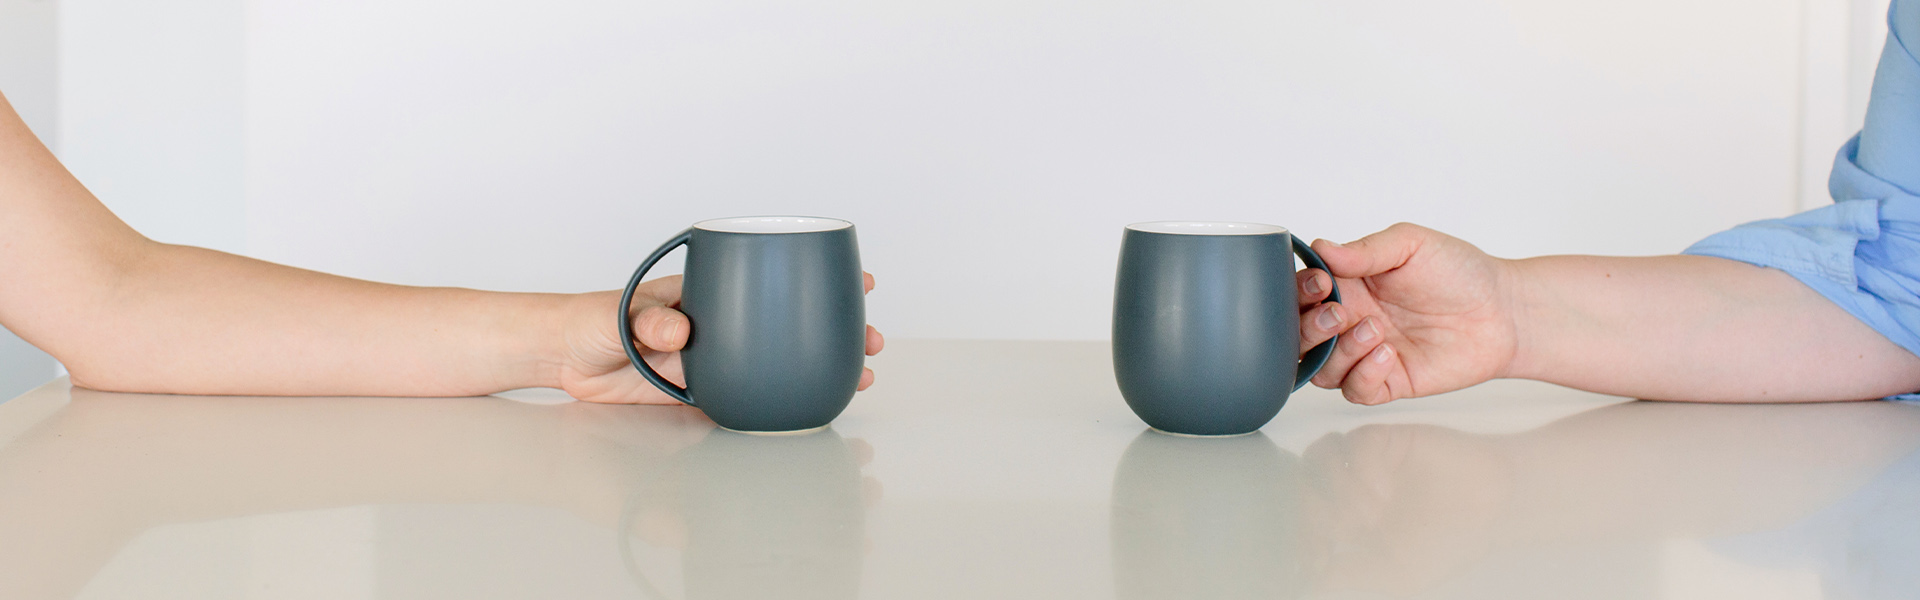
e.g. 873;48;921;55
0;388;880;600
1107;400;1920;598
1110;430;1312;599
622;428;868;600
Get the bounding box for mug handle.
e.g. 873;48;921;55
618;228;697;407
1293;235;1341;391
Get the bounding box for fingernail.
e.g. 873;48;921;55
1320;239;1344;248
1355;318;1378;343
1315;305;1342;331
1372;344;1393;364
657;319;680;342
1303;273;1324;296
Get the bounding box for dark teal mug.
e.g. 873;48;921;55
619;216;866;433
1112;221;1339;436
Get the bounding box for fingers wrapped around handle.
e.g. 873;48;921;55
1292;235;1339;391
619;229;697;407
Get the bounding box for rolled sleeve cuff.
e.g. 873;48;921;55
1683;194;1920;400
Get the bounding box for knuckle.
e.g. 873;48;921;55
1341;387;1364;403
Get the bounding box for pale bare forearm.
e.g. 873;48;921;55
0;90;577;396
3;89;879;403
1507;254;1920;401
50;244;571;396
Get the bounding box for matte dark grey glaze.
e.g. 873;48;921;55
1112;227;1339;436
620;220;866;432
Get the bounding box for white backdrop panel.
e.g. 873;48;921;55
61;0;246;255
227;0;1803;340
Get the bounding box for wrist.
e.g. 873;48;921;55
485;291;578;392
1499;256;1552;382
540;292;603;390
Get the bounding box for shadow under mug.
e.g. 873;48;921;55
1112;221;1340;436
619;216;867;433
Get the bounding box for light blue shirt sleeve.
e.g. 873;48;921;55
1682;0;1920;399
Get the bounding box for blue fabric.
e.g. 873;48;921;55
1683;0;1920;399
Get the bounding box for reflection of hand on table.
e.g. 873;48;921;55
1295;401;1920;596
1303;424;1514;595
0;388;879;599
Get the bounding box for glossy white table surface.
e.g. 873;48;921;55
4;339;1918;599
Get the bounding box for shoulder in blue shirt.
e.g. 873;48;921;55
1683;0;1920;399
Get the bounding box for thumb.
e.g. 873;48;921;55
632;304;689;353
1313;223;1429;279
626;276;689;352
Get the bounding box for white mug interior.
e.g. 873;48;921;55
695;216;853;234
1125;221;1288;236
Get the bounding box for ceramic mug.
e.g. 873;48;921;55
1111;221;1340;436
619;216;866;433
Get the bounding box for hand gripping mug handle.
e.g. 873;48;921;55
618;228;697;407
1293;235;1341;391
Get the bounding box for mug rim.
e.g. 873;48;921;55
1125;221;1288;236
695;216;852;234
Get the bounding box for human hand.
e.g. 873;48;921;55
1295;224;1519;404
556;273;885;404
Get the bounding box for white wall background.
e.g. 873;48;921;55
0;0;1898;398
1798;0;1892;210
59;0;247;254
240;0;1817;343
